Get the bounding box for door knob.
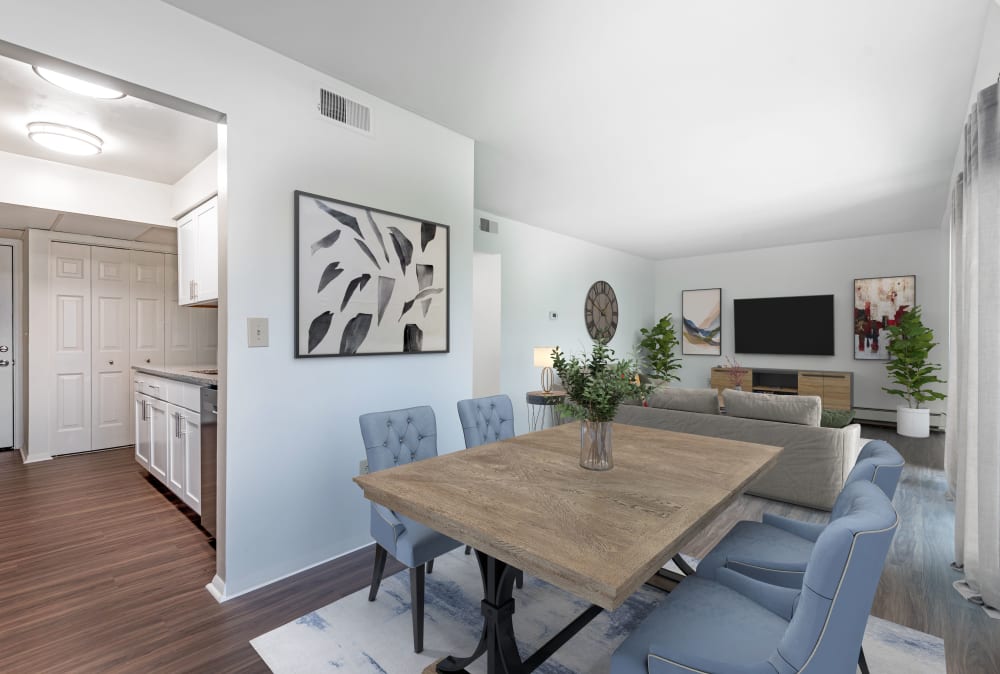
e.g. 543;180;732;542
109;360;114;365
0;345;8;352
146;358;151;363
0;360;10;367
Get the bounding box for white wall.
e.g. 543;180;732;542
0;150;172;226
654;229;949;413
474;210;655;435
969;2;1000;107
0;0;474;598
170;150;218;219
472;252;501;397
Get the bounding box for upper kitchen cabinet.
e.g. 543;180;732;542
177;196;218;306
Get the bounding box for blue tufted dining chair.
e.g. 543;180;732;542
455;395;523;587
696;439;904;588
610;480;899;674
359;406;462;653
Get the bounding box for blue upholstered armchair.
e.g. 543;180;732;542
455;395;523;587
359;406;461;653
611;480;899;674
697;439;904;588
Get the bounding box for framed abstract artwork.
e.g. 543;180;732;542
853;275;915;360
681;288;722;355
294;190;450;357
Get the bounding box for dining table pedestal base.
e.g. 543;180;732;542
435;550;602;674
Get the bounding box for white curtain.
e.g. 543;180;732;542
946;81;1000;618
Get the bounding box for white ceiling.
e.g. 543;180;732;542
0;202;176;244
165;0;991;259
0;52;216;185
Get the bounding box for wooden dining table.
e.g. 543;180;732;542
353;421;782;674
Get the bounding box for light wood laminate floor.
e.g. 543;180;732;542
0;425;992;673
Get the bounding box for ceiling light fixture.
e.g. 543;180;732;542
32;66;125;100
27;122;104;156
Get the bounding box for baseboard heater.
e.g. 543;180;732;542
852;406;946;431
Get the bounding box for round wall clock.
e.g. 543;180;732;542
584;280;619;342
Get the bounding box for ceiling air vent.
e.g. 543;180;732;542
318;87;372;134
479;218;498;234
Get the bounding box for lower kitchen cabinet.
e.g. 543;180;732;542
134;393;151;471
133;376;202;515
167;403;201;513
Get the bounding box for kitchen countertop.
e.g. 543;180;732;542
133;365;218;388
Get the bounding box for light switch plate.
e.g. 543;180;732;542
247;317;269;347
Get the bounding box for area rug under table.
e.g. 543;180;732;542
251;549;944;673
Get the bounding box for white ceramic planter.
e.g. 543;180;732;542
897;406;930;438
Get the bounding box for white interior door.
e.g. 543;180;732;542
91;247;131;450
0;245;13;448
50;243;92;454
130;251;165;369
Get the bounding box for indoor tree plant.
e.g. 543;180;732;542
551;340;648;471
882;306;945;438
637;314;682;386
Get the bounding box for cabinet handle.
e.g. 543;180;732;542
141;400;148;421
189;280;195;301
193;280;199;300
175;413;184;438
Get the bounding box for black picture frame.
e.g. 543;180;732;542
294;190;451;358
852;275;915;361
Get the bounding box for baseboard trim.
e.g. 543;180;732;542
204;541;373;603
20;449;52;464
205;575;226;603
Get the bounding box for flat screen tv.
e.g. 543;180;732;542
734;295;835;355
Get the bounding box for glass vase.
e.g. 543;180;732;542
580;420;613;471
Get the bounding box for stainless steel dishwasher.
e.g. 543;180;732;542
200;387;219;539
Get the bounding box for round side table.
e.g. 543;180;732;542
526;390;566;431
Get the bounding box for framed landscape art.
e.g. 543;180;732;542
681;288;722;355
294;191;450;357
854;275;915;360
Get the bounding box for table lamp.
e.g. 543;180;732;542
533;346;556;393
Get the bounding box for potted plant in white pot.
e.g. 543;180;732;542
637;314;682;389
882;306;946;438
551;341;648;471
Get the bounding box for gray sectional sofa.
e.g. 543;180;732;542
614;388;861;510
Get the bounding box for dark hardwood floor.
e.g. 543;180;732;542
0;447;398;673
0;426;992;673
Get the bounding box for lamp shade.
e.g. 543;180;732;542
533;347;555;368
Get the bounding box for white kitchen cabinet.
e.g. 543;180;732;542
133;374;203;515
148;396;169;483
177;196;218;306
167;403;201;513
134;391;151;471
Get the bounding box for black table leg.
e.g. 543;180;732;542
436;550;602;674
653;553;696;585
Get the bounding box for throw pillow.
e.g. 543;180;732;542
647;387;720;415
723;389;822;426
821;408;856;428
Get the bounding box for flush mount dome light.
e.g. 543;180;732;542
27;122;104;156
32;66;125;99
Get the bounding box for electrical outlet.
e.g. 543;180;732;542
359;459;369;475
247;317;269;347
549;311;558;320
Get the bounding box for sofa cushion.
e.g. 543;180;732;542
821;408;856;428
724;389;821;426
648;387;720;415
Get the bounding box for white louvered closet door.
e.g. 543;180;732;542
50;243;92;454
